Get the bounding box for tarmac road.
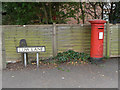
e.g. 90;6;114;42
2;58;118;88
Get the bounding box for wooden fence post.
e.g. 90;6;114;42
2;29;6;69
106;21;110;57
0;27;2;70
52;23;57;57
0;2;2;87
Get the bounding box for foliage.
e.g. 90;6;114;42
2;2;120;25
2;2;86;25
37;50;90;65
54;50;90;64
99;2;120;23
108;2;120;24
2;2;37;25
2;2;80;25
104;56;110;59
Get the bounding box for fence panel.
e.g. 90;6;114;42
110;24;120;57
3;25;53;62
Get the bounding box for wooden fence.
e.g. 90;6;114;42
2;23;119;63
109;24;120;57
3;25;53;62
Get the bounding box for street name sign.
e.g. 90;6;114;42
16;46;46;53
16;46;46;67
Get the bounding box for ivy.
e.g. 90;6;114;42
54;50;90;64
36;50;90;66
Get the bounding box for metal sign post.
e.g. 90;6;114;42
24;53;27;67
36;52;39;67
19;39;28;65
16;46;46;67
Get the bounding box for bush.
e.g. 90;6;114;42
54;50;90;63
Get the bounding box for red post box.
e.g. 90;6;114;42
89;19;106;61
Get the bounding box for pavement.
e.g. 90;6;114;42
2;58;118;88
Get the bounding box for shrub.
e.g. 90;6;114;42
54;50;90;63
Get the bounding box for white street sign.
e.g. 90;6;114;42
16;46;45;53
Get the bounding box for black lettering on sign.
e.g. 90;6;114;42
31;48;33;51
38;48;41;51
34;48;37;51
22;48;24;52
24;48;29;52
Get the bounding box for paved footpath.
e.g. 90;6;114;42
2;58;118;88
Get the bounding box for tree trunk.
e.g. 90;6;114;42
49;2;53;24
109;2;113;23
55;3;60;23
89;2;97;19
101;2;104;19
42;3;48;24
80;2;85;24
98;2;104;19
94;5;97;19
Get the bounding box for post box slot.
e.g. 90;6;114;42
98;27;104;29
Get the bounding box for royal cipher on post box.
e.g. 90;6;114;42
89;19;106;61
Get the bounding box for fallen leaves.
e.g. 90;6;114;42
32;63;36;65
